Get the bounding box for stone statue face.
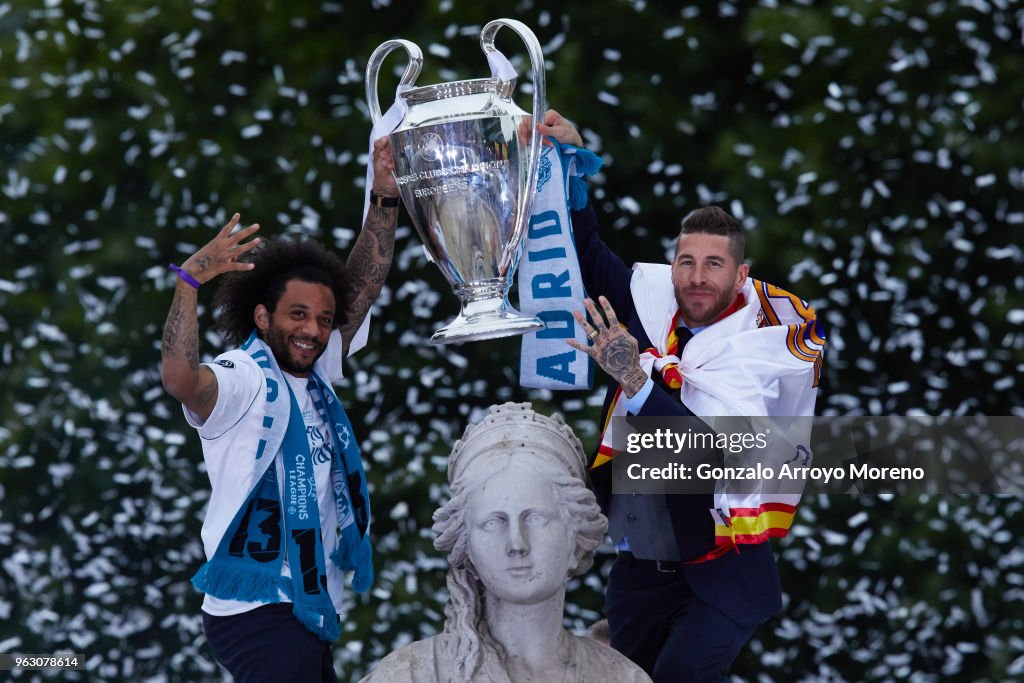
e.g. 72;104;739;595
464;459;573;606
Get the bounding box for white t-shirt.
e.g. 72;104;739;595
185;330;349;616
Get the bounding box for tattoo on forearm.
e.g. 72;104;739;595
186;325;199;371
162;298;183;354
162;288;201;375
340;204;397;343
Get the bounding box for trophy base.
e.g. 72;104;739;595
431;299;544;345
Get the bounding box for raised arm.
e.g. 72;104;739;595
161;214;260;420
338;137;400;354
538;109;635;319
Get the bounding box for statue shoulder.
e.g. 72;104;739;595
359;636;444;683
570;635;654;682
362;634;454;683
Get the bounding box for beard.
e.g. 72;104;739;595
264;324;324;375
676;283;736;326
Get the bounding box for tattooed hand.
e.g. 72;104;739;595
180;214;261;285
567;296;649;398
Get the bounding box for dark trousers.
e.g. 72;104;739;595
606;553;759;683
203;603;338;683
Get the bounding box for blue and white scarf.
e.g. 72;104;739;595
192;331;373;641
518;140;602;389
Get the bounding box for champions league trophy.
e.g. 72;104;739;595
366;19;546;344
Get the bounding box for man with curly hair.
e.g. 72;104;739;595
161;138;400;682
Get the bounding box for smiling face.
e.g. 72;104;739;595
465;461;574;607
671;232;749;328
255;278;335;377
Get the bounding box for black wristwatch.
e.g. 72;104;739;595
369;191;400;208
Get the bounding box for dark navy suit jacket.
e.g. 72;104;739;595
571;203;782;626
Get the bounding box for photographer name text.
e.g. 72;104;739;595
626;462;925;482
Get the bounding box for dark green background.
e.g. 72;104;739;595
1;1;1022;680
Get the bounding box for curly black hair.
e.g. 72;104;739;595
212;236;350;347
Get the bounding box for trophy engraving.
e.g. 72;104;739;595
366;20;546;344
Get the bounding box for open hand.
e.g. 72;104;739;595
180;214;261;285
567;296;649;398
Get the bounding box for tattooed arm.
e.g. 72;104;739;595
567;296;649;398
338;137;400;355
161;215;260;420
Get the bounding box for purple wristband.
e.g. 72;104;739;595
169;263;200;289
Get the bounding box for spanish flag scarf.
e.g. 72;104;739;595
594;264;825;557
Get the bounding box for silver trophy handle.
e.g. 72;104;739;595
480;18;546;199
365;39;423;124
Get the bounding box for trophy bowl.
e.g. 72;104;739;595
367;20;546;344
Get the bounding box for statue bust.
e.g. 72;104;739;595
361;403;651;683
